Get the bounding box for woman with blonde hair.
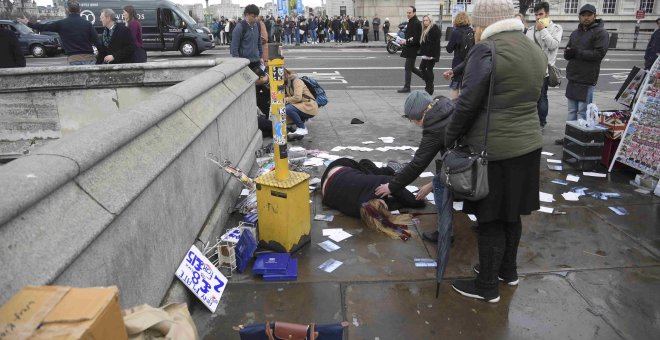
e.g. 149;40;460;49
444;11;473;98
445;0;546;303
284;68;318;136
412;15;440;95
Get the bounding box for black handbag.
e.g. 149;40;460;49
439;40;496;201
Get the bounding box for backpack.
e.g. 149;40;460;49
457;29;475;60
299;76;328;107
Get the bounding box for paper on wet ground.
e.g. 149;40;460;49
541;151;554;156
318;240;340;252
567;174;580;182
240;189;250;196
583;172;607;178
453;201;463;211
562;192;581;201
547;164;563;171
426;193;434;201
318;258;343;273
406;185;419;193
538;206;554;214
314;214;334;222
608;206;629;216
304;157;325;166
547;159;562;164
419;172;434;178
539;192;555;203
467;214;477;222
309;178;321;185
322;228;344;236
328;229;353;242
552;179;569;185
414;258;437;268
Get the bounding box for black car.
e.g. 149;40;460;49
0;20;62;57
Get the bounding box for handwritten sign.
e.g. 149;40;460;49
175;245;228;313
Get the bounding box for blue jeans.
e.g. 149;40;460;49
311;30;317;42
284;33;291;45
537;76;549;127
69;60;96;65
567;85;594;121
285;104;313;128
295;29;300;45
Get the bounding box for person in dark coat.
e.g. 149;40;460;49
0;26;25;68
445;12;473;98
374;91;454;241
123;5;147;63
398;6;422;93
97;8;135;64
18;1;99;65
644;18;660;70
411;15;441;95
446;0;546;303
555;3;608;144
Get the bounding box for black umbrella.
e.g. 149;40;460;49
435;182;454;298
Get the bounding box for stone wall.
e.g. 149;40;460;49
0;58;262;308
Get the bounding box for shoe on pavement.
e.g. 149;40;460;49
452;279;500;303
473;264;519;286
422;230;438;242
289;127;308;136
397;87;411;93
554;138;564;145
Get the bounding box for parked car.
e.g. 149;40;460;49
0;19;63;57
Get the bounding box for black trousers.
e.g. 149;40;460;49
374;29;379;41
419;59;436;95
403;56;417;88
476;217;522;289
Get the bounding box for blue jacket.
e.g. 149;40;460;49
28;13;100;56
230;20;262;63
645;29;660;70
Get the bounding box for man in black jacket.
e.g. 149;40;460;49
374;91;455;241
97;8;135;64
19;1;99;65
0;26;25;68
398;6;422;93
556;4;608;144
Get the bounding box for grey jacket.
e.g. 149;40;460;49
526;21;563;75
230;20;262;62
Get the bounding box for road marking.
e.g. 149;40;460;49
347;85;450;88
290;67;452;70
609;81;625;84
287;56;376;60
297;71;347;84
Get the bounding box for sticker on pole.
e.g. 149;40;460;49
175;245;228;313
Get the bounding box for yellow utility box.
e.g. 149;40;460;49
255;171;310;253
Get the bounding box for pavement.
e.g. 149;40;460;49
190;88;660;339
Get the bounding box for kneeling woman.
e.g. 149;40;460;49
284;68;318;136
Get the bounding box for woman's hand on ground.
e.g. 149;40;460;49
415;182;433;200
374;183;391;198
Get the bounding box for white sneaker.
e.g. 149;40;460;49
289;127;308;136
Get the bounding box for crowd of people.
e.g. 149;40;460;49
213;13;389;46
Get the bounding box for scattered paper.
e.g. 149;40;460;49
538;206;554;214
426;193;435;201
539;192;555;203
406;185;419;193
304;157;325;166
566;174;580;182
552;179;569;185
547;164;563;171
562;192;581;201
467;214;477;222
428;200;436;205
322;228;344;236
390;210;400;215
309;178;321;185
289;146;305;152
240;189;250;196
328;229;353;242
378;137;395;144
318;258;343;273
362;141;375;144
314;214;334;222
318;240;340;252
541;151;554;156
608;206;628;216
634;188;651;194
419;172;434;178
547;159;562;164
601;192;621;198
453;201;464;211
583;172;607;178
414;258;437;268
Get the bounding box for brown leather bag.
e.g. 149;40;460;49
266;321;316;340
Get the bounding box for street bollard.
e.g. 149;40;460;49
254;43;311;253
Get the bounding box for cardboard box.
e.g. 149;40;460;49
0;286;127;340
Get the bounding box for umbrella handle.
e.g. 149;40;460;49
435;282;440;299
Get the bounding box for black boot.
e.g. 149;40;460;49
397;87;411;93
412;67;425;81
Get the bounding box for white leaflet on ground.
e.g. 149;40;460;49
318;240;340;252
453;201;464;211
240;189;250;196
538;206;554;213
419;172;434;178
583;171;607;178
318;258;343;273
467;214;477;221
328;229;353;242
562;192;581;201
539;192;555;203
406;185;419;193
546;159;562;164
566;174;580;182
426;193;434;201
541;151;554;156
322;228;344;236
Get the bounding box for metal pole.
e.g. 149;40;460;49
634;20;640;50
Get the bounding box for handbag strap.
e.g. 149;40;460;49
482;40;496;155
